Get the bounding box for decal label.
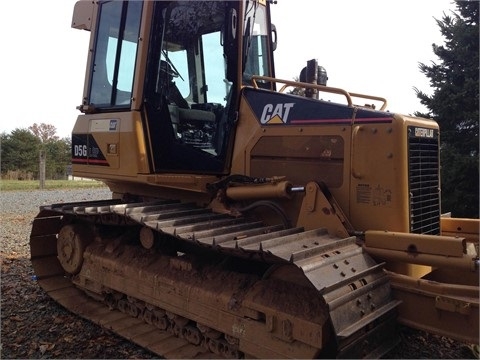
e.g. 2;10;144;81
356;183;392;206
244;88;354;125
244;88;392;126
260;103;295;124
72;134;108;166
109;119;118;131
414;127;434;138
73;144;88;157
90;119;119;132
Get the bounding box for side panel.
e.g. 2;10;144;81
72;111;150;179
349;112;406;232
349;114;440;234
234;88;355;221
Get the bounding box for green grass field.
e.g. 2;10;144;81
0;179;107;191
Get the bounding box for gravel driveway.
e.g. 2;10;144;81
0;188;476;359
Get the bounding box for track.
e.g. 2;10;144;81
30;198;401;358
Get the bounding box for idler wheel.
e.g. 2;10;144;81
57;224;93;274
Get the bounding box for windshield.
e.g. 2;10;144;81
156;1;230;107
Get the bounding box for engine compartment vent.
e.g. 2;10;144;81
407;126;441;235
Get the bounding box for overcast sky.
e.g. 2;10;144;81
0;0;455;138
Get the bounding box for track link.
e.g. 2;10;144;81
30;198;400;358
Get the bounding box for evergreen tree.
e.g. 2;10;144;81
415;0;479;217
44;137;71;179
1;129;42;176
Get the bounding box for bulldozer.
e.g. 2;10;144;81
30;0;479;358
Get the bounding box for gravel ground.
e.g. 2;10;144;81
0;188;477;359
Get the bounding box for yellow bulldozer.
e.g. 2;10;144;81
30;0;478;358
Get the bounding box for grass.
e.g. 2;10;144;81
0;179;108;191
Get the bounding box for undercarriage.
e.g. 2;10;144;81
30;197;400;358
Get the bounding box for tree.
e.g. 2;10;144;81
29;123;71;179
1;129;42;176
29;123;59;143
414;0;479;217
1;126;71;180
44;137;71;179
28;123;71;180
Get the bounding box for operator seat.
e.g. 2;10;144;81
159;60;189;109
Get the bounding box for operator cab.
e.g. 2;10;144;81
80;0;275;174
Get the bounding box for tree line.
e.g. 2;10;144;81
1;123;71;180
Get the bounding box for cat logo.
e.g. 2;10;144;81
260;103;295;124
414;127;434;138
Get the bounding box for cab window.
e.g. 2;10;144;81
89;1;142;107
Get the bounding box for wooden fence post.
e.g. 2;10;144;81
39;150;46;189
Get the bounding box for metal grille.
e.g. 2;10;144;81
408;126;440;234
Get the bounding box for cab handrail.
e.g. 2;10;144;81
251;75;388;111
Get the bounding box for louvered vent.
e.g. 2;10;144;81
408;126;440;235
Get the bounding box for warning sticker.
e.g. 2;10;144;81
356;184;371;204
356;184;392;206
